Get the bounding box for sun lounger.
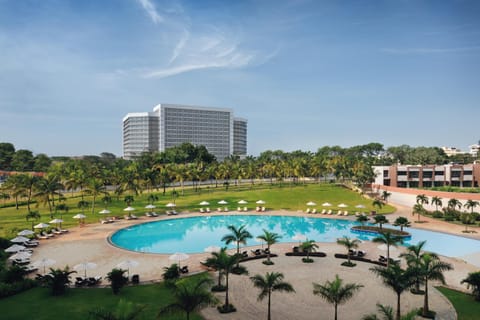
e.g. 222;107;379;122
36;233;49;240
87;276;102;286
241;251;249;258
243;207;248;212
75;276;87;287
306;208;311;214
312;208;317;214
224;207;229;212
343;211;348;216
256;206;260;212
327;210;332;215
206;208;210;213
292;246;299;253
23;264;38;273
251;249;262;256
131;274;140;284
321;209;326;214
200;208;205;213
217;207;222;212
357;250;366;257
237;207;242;212
150;212;159;217
261;207;266;212
180;266;189;274
24;241;39;247
337;211;343;216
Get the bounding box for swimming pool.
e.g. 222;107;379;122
110;215;480;259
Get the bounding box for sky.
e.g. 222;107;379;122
0;0;479;157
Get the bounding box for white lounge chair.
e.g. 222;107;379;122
343;211;348;216
327;210;332;215
200;208;205;213
306;208;311;214
261;206;266;212
312;208;317;214
321;209;326;214
243;207;248;212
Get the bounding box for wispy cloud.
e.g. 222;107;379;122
169;28;190;64
137;0;163;24
381;46;480;54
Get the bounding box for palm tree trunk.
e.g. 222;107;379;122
387;246;390;267
268;291;271;320
396;293;401;320
225;273;230;307
186;311;190;320
15;195;19;210
334;303;338;320
423;279;429;316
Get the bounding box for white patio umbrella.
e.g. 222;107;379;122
322;202;332;207
5;244;26;253
204;245;221;253
49;219;63;227
117;259;139;277
8;251;32;261
123;207;136;212
33;258;56;274
10;236;30;243
34;223;50;229
218;200;228;205
306;201;317;206
199;201;210;206
355;204;366;209
99;209;111;214
338;203;348;208
73;214;86;219
169;252;189;267
145;204;156;209
166;203;176;208
17;230;35;236
74;262;97;278
238;200;248;204
256;200;266;204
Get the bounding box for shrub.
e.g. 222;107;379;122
432;211;444;219
106;268;128;295
162;264;180;286
302;258;314;263
0;279;36;299
217;304;236;313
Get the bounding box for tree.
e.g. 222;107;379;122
461;271;480;301
336;236;360;265
356;215;369;226
221;225;253;268
250;272;295;320
34;174;63;215
393;217;411;232
218;253;247;313
89;299;145;320
399;240;437;294
416;194;429;207
370;264;416;320
373;215;389;229
159;276;217;320
418;254;453;317
372;232;403;267
372;198;384;213
256;230;282;265
464;199;479;214
412;203;425;223
162;263;181;286
312;274;363;320
11;149;35;171
447;198;462;211
84;178;108;214
202;248;228;290
362;303;418;320
0;142;15;170
42;267;76;296
381;191;392;203
106;268;129;295
430;196;442;212
300;239;318;262
25;210;41;230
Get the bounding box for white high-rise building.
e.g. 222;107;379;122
123;104;247;161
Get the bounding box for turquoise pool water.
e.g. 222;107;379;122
110;215;480;258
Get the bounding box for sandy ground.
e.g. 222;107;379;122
27;203;480;320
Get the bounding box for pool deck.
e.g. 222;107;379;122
29;202;479;320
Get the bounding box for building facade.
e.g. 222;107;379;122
373;164;480;188
123;104;247;161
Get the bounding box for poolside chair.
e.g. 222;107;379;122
36;233;48;240
200;208;205;213
242;251;249;258
145;212;154;217
24;241;39;247
251;249;262;256
224;207;229;212
261;207;266;212
206;208;210;213
256;206;260;212
306;208;311;214
337;211;343;216
243;207;248;212
180;266;189;274
321;209;326;214
343;211;348;216
237;207;242;212
312;208;317;214
217;207;222;212
357;250;366;257
292;246;299;253
355;212;360;217
131;274;139;284
151;212;159;217
327;210;332;215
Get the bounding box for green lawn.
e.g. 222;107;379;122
436;286;480;320
0;282;204;320
0;183;395;238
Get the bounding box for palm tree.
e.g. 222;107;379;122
381;191;392;203
399;241;437;294
461;271;480;301
373;215;389;229
356;215;369;226
312;274;363;320
372;198;384;213
362;303;418;320
25;210;41;230
159;276;217;320
418;254;453;317
336;236;360;265
416;194;429;207
219;253;247;312
256;230;282;264
393;217;411;232
300;239;318;262
202;247;228;290
34;174;63;215
221;225;253;268
370;264;416;320
430;196;442;212
250;272;295;320
464;199;479;214
84;178;108;214
372;232;403;267
42;267;76;296
106;268;129;295
89;299;145;320
447;198;462;211
412;203;425;223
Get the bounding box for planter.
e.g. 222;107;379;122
351;226;411;239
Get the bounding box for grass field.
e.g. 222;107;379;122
0;183;395;238
436;286;480;320
0;280;205;320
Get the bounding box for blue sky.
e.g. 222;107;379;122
1;0;479;157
